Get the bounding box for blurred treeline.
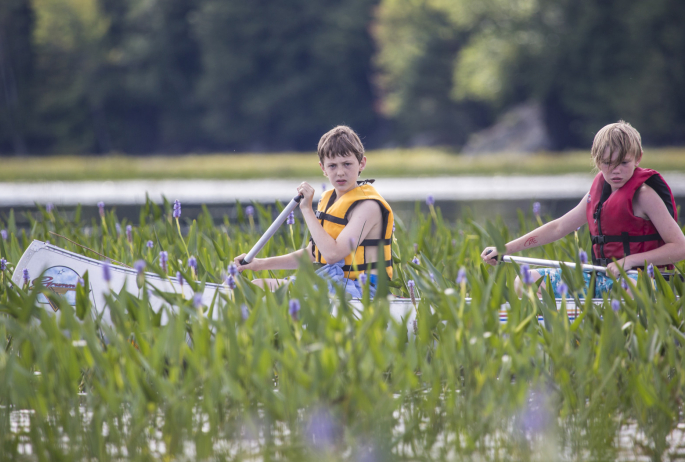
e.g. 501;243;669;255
1;0;684;155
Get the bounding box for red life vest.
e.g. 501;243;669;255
586;167;678;268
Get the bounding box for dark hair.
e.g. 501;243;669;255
317;126;364;163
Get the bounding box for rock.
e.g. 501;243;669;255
462;102;551;154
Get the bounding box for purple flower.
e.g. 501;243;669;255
520;264;534;285
134;260;146;274
611;299;620;312
115;223;121;236
359;273;367;286
407;279;415;290
0;258;6;271
321;183;327;192
241;304;249;320
579;250;588;265
188;256;197;272
429;272;435;283
97;201;105;218
533;202;541;216
426;195;435;206
102;261;111;283
159;251;168;273
125;225;132;243
193;293;203;308
411;256;420;265
177;271;184;287
245;205;254;217
521;388;553;436
146;240;154;249
305;408;337;451
456;267;466;284
46;203;54;213
349;237;357;251
647;263;654;278
226;274;236;290
286;211;295;225
392;223;396;233
1;229;6;240
557;282;568;297
77;277;85;287
22;268;30;285
227;263;238;276
289;299;301;320
407;279;416;305
621;278;629;290
173;200;181;219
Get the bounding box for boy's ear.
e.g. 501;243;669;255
358;156;367;176
319;162;327;176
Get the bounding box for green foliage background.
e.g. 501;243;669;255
1;0;684;155
1;202;685;460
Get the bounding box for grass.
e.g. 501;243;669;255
1;201;685;460
2;147;685;181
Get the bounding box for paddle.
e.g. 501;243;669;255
239;194;304;266
486;251;639;275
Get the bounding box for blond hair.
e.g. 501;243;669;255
591;120;642;169
317;126;364;163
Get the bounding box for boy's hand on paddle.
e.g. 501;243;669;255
481;247;499;266
606;259;627;278
296;182;316;209
234;254;260;272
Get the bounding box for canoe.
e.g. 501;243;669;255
11;240;594;333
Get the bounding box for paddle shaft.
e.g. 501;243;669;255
240;194;303;265
501;255;639;275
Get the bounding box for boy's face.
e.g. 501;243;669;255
599;147;642;191
320;153;366;193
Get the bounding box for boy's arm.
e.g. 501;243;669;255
607;185;685;276
481;193;589;265
298;182;379;263
234;243;314;273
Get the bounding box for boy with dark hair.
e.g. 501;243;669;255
234;126;394;298
481;120;685;296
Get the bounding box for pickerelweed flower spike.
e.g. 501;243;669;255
647;263;655;278
226;275;236;290
173;200;182;219
227;263;238;276
193;293;203;309
520;264;534;285
188;256;197;272
177;271;184;287
102;261;111;283
411;256;420;265
611;299;620;312
115;223;121;236
407;279;416;306
286;211;295;225
77;277;85;287
134;260;146;274
349;237;356;252
97;201;105;218
321;183;327;192
557;282;568;297
289;299;301;320
241;304;249;320
1;229;6;240
429;273;435;283
159;251;168;273
579;250;588;265
126;225;132;243
533;202;541;216
456;267;466;284
146;240;154;249
426;195;435;206
621;278;629;290
0;258;6;271
22;268;30;285
359;273;367;286
46;203;54;213
245;205;254;217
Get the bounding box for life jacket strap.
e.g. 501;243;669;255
341;259;393;272
314;211;348;225
591;233;662;245
359;238;389;247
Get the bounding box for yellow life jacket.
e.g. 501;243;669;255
311;181;393;280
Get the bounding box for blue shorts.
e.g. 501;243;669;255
315;260;377;299
535;268;638;298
